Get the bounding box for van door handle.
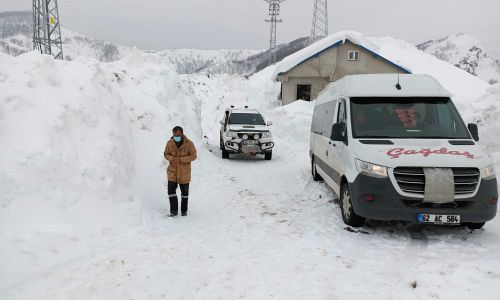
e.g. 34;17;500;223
326;150;328;157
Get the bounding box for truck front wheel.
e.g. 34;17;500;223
222;148;229;159
264;151;272;160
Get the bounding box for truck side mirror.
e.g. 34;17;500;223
220;119;225;125
331;123;348;144
267;121;273;126
468;123;479;142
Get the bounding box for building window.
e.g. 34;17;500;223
348;51;359;61
296;84;311;101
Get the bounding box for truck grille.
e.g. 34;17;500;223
393;167;480;197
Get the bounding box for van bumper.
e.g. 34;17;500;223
349;174;498;223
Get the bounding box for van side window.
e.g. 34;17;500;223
322;100;337;138
311;100;337;137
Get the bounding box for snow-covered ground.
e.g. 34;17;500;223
1;31;500;299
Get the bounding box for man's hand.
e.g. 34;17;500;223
171;157;181;164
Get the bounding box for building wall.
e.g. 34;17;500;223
279;41;403;105
332;41;402;81
282;77;330;105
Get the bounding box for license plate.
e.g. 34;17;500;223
243;140;258;145
418;213;461;225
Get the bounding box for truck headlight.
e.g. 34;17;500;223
481;164;496;179
355;159;388;178
226;131;238;138
262;132;272;138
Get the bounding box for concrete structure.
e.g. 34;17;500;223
275;38;411;105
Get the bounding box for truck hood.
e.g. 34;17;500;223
353;139;492;169
227;124;269;132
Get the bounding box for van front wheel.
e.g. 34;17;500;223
465;222;485;230
340;183;365;227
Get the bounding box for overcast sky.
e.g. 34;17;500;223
2;0;500;57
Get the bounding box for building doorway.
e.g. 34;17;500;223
296;84;311;101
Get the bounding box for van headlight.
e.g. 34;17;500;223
481;164;496;179
262;132;272;138
355;159;388;178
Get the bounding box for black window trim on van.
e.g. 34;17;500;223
330;98;349;145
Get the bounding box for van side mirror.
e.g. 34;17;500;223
267;121;273;126
468;123;479;142
331;123;348;144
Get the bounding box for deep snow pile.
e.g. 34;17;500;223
1;29;500;298
468;83;500;166
0;52;141;287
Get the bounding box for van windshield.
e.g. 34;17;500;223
228;113;266;125
350;97;471;139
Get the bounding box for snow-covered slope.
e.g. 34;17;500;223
157;48;262;74
0;11;137;62
0;11;261;69
418;33;500;84
1;30;500;299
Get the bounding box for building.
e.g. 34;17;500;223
273;31;411;105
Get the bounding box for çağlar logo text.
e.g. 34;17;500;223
386;148;475;159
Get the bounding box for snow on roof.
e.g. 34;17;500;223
272;30;411;80
316;74;451;105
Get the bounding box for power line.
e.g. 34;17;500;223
32;0;64;59
263;0;285;50
310;0;328;44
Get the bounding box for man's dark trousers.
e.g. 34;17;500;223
168;181;189;215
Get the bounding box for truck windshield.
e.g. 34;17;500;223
350;97;471;139
228;113;266;125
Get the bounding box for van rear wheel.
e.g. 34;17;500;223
311;157;323;181
340;183;365;227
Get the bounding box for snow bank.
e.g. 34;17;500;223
0;50;211;288
467;84;500;170
0;52;142;288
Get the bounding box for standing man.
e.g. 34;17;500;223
164;126;197;217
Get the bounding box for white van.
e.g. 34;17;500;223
310;74;498;229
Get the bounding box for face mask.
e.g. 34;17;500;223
173;136;182;142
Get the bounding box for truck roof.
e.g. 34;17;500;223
316;74;452;105
225;108;260;114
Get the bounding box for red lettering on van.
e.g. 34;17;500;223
386;147;475;159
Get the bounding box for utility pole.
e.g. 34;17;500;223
264;0;284;49
33;0;64;59
310;0;328;44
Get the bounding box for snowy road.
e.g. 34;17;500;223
7;139;500;299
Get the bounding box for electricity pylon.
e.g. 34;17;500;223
33;0;64;59
264;0;285;49
310;0;328;44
